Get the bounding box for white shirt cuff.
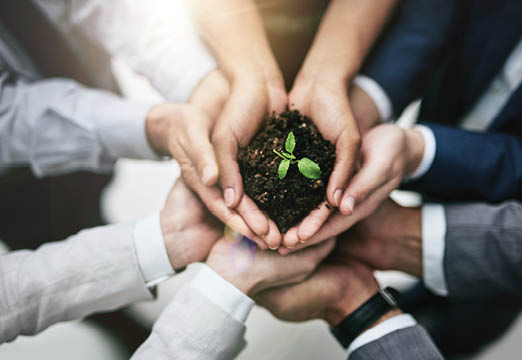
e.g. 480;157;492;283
422;204;449;296
346;314;418;357
404;125;436;181
133;213;175;287
98;100;161;162
190;265;255;324
353;75;394;121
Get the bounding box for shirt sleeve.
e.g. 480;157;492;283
131;264;251;360
190;265;255;323
0;221;153;343
346;314;418;357
0;76;158;177
133;213;175;287
422;203;449;296
33;0;217;102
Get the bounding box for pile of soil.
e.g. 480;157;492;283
238;110;335;234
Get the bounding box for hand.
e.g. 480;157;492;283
336;199;423;277
279;198;423;276
283;77;361;248
160;179;222;271
146;69;228;186
339;123;424;216
189;0;288;249
206;236;335;296
282;0;398;247
146;71;262;242
256;259;400;326
211;73;287;249
279;123;424;254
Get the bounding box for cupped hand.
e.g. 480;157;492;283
206;235;335;296
281;123;424;253
255;259;380;326
211;72;288;249
280;199;423;276
146;70;261;244
335;199;423;276
338;123;424;217
160;178;222;271
282;77;361;248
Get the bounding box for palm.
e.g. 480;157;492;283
161;179;222;267
335;199;405;271
282;81;361;246
256;264;351;322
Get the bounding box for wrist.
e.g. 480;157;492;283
206;259;254;295
231;59;283;89
160;209;194;271
368;308;404;329
349;84;381;134
324;283;378;326
404;128;425;176
145;104;178;156
389;206;423;277
298;43;360;86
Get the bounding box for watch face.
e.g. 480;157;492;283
380;288;399;307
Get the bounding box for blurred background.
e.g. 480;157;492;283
0;1;521;359
1;56;521;360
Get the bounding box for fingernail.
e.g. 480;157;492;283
343;195;355;213
279;248;290;255
224;188;235;207
333;189;343;207
201;164;216;185
269;244;279;250
299;239;307;244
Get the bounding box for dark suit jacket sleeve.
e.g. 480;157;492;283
349;325;443;360
443;201;522;298
360;0;457;115
402;122;522;202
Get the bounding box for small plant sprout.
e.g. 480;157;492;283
273;131;321;180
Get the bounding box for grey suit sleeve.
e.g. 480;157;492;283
0;74;157;177
0;222;153;344
443;201;522;298
132;284;246;360
350;325;443;360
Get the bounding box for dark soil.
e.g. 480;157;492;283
238;110;335;234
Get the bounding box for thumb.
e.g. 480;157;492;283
212;126;243;208
183;109;219;186
339;156;387;215
327;125;361;208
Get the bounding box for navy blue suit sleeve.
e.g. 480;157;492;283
361;0;457;115
403;122;522;202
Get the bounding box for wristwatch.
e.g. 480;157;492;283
330;287;401;348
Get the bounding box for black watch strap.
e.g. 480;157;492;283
331;287;401;349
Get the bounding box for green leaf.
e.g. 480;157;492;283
278;159;290;179
285;132;296;154
298;158;321;180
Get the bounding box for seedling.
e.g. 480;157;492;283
273;132;321;180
